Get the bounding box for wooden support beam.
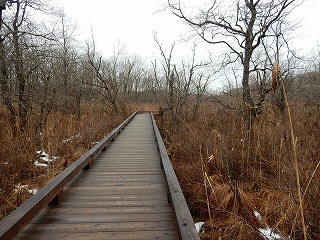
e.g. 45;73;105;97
48;190;64;206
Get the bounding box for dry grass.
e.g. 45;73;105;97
159;102;320;239
0;101;130;220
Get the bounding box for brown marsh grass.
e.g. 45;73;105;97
159;102;320;239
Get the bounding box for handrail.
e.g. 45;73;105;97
0;112;137;240
150;113;200;240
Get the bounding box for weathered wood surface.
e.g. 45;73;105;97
14;114;180;240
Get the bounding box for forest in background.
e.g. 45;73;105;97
1;0;320;239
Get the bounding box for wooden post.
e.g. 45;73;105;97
49;190;63;206
84;155;93;170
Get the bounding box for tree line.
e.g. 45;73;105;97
1;0;319;140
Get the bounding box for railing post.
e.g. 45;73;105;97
48;190;64;206
84;155;93;170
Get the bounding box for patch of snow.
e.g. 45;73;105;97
254;211;287;240
34;160;48;167
34;150;59;167
36;150;59;163
254;211;262;221
195;221;205;233
14;184;38;195
62;133;81;143
15;184;28;189
62;138;71;143
28;189;38;194
14;184;28;193
259;227;286;240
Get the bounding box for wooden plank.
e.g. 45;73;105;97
16;230;179;240
35;206;174;214
67;174;165;181
65;183;168;188
30;213;176;224
66;180;167;186
62;193;168;199
21;221;176;234
65;184;168;190
63;189;168;196
57;202;170;209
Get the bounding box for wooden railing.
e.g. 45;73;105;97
151;113;201;240
0;112;137;240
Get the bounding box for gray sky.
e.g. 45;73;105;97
53;0;188;59
53;0;320;61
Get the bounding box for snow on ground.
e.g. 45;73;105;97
36;150;59;162
259;226;286;240
28;189;38;194
34;150;59;167
255;211;287;240
14;183;28;193
14;184;38;195
195;222;205;233
62;133;81;143
254;211;262;221
34;160;48;167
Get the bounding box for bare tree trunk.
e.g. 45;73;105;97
0;3;17;135
242;2;257;129
8;0;30;132
0;40;17;135
242;53;256;128
12;26;29;132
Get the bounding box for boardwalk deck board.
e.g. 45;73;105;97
15;114;180;240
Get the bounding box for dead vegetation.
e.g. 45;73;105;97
159;102;320;240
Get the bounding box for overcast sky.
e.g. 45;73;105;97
52;0;320;61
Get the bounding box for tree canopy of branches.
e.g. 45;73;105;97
168;0;299;127
0;0;54;135
152;35;214;129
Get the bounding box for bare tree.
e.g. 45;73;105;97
0;0;17;135
1;0;54;133
168;0;299;127
52;11;78;108
86;40;142;114
153;35;213;128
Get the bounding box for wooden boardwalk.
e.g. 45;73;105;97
16;114;179;239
